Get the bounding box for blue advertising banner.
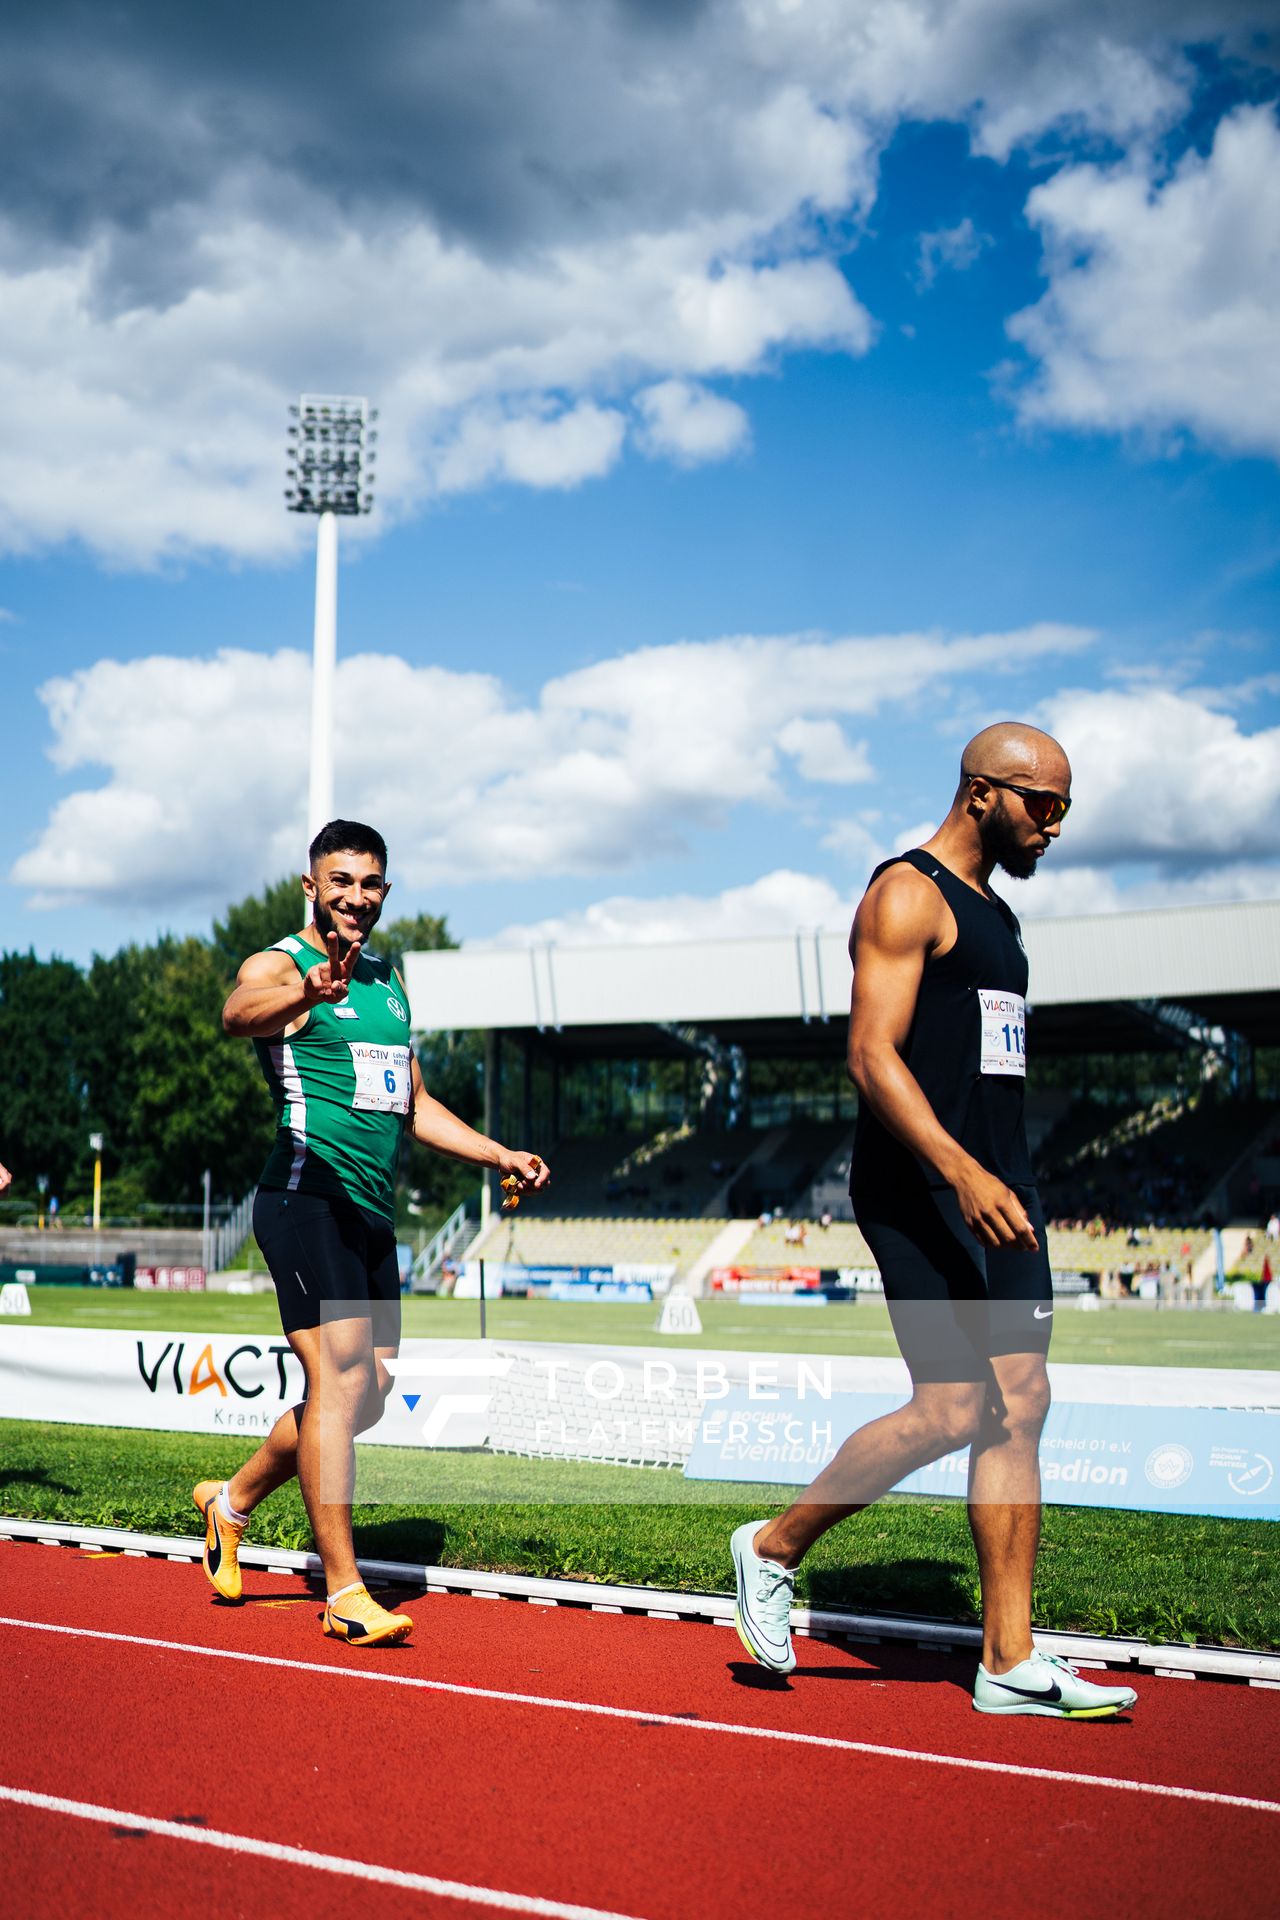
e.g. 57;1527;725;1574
545;1280;654;1302
684;1389;1280;1520
486;1264;618;1288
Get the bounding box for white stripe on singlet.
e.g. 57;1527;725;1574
269;1040;308;1189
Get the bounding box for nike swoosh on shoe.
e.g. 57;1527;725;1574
205;1506;222;1578
746;1624;790;1659
990;1677;1062;1704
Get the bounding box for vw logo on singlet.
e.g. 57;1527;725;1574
387;995;407;1022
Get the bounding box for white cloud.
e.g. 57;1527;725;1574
821;815;889;876
1009;104;1280;461
483;869;853;949
0;2;1269;562
916;216;990;288
26;629;1277;932
433;401;627;494
635;381;751;466
1017;858;1280;919
484;853;1280;949
0;217;869;566
1043;683;1280;871
10;623;1092;909
740;0;1233;161
778;719;873;783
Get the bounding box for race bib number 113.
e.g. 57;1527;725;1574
978;989;1026;1077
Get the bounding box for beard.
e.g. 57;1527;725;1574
980;801;1039;881
313;898;379;944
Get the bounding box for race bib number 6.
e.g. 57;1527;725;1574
349;1042;412;1113
978;989;1026;1077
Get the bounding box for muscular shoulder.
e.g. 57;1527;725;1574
852;861;951;960
235;946;309;988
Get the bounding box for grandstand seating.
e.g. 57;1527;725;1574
466;1213;727;1272
739;1119;852;1217
731;1218;1210;1276
454;1101;1274;1289
465;1208;1220;1286
1044;1225;1211;1272
1231;1233;1279;1279
734;1217;875;1269
1036;1095;1277;1226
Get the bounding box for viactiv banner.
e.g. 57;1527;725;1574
3;1327;1278;1520
0;1325;310;1440
683;1388;1280;1520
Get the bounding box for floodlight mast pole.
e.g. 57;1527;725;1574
284;394;378;866
308;510;338;841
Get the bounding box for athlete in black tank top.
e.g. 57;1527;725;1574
730;724;1139;1721
853;847;1031;1199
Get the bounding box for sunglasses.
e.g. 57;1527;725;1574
970;773;1072;829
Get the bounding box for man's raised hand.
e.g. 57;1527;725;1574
304;932;362;1006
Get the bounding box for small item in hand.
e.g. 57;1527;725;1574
500;1174;521;1211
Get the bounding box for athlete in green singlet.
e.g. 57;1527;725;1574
193;819;550;1646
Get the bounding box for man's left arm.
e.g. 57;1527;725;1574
405;1053;549;1198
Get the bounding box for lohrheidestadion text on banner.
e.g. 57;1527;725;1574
0;1325;1276;1519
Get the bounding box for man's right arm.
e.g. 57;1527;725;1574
224;933;364;1038
222;950;314;1039
846;868;1036;1250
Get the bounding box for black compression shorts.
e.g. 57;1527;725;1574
253;1188;401;1342
853;1179;1053;1383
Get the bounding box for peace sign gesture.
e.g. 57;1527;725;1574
303;932;362;1006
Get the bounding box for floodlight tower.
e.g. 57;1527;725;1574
285;395;378;842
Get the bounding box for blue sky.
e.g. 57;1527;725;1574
1;3;1277;965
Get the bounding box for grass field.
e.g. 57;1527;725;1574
15;1284;1280;1368
5;1286;1278;1648
3;1418;1277;1649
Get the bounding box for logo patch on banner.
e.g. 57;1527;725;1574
1146;1442;1194;1489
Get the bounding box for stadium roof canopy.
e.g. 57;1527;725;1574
403;897;1280;1060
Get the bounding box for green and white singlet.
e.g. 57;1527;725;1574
252;935;413;1221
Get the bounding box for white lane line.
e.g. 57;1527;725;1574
2;1615;1277;1818
0;1783;643;1919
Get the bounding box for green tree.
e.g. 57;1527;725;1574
211;875;305;979
82;941;175;1189
0;950;95;1196
130;938;274;1200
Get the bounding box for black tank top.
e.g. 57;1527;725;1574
851;849;1032;1196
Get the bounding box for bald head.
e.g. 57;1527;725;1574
959;721;1070;794
943;720;1072;880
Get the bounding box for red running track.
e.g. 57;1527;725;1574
1;1542;1277;1919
